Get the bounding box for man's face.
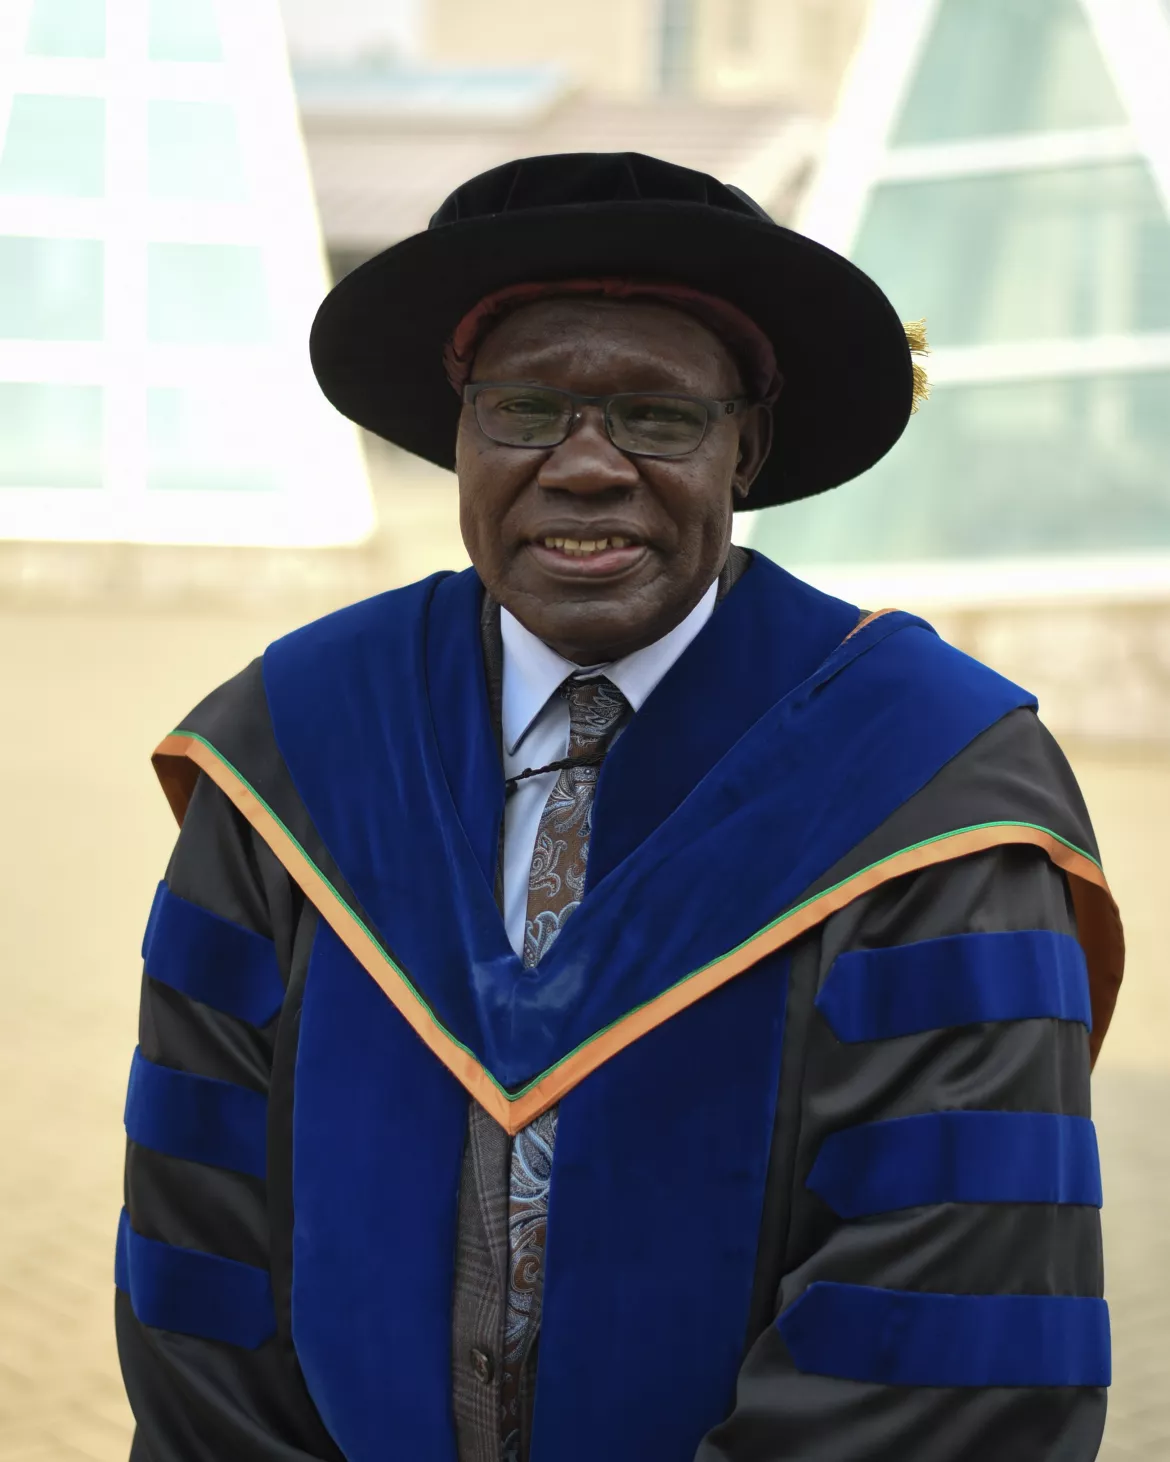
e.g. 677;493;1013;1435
456;298;771;663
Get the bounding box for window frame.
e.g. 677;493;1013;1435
0;0;372;546
742;0;1170;603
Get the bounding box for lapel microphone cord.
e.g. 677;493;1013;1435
504;747;610;798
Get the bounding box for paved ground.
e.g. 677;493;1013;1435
1;602;1167;1460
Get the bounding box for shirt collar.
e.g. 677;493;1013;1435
500;579;719;756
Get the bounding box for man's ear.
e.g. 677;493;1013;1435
733;405;773;502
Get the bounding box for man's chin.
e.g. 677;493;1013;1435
517;593;681;666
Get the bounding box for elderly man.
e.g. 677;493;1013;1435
117;154;1121;1462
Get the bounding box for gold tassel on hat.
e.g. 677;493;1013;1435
904;318;930;413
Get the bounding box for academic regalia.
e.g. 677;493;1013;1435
117;552;1121;1461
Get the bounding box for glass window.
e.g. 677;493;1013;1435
853;161;1170;345
147;387;276;491
148;0;222;62
147;243;269;344
893;0;1125;144
0;383;103;488
148;101;248;201
0;95;105;199
751;371;1170;563
0;236;104;339
660;0;695;94
25;0;105;58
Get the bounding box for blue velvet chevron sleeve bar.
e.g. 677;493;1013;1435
815;929;1091;1043
124;1047;268;1180
116;1210;276;1349
807;1110;1102;1219
142;880;285;1027
777;1283;1111;1388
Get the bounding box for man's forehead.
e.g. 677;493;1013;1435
474;296;736;368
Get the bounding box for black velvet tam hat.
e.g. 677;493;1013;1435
309;151;917;510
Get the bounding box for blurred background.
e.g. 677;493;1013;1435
1;0;1168;1456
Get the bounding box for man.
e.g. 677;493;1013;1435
117;153;1122;1461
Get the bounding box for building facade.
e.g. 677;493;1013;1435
424;0;867;110
748;0;1170;742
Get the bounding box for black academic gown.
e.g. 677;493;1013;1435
117;554;1121;1461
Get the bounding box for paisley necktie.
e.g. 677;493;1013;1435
500;675;630;1461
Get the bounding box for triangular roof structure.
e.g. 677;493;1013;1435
748;0;1170;599
0;0;372;545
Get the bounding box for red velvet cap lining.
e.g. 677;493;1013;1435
443;277;783;405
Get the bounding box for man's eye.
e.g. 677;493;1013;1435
627;402;704;426
498;396;558;416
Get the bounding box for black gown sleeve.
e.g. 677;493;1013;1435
117;773;341;1461
697;844;1107;1462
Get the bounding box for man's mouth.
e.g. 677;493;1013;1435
537;535;635;557
526;534;649;577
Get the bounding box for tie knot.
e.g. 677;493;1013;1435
560;675;628;747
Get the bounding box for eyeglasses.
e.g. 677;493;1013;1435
463;382;747;459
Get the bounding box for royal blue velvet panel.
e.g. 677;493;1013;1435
124;1047;267;1179
807;1110;1102;1219
291;922;465;1462
816;929;1091;1043
261;558;1035;1092
142;881;285;1028
115;1208;275;1349
777;1281;1111;1387
584;559;857;884
531;954;789;1462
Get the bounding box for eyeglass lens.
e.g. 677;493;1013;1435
472;387;710;457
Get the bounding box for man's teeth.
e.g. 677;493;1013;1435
541;536;633;556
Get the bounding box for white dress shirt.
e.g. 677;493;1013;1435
499;580;718;957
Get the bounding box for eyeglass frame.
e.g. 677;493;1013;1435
461;381;750;459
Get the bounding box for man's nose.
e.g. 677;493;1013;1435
536;407;640;495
